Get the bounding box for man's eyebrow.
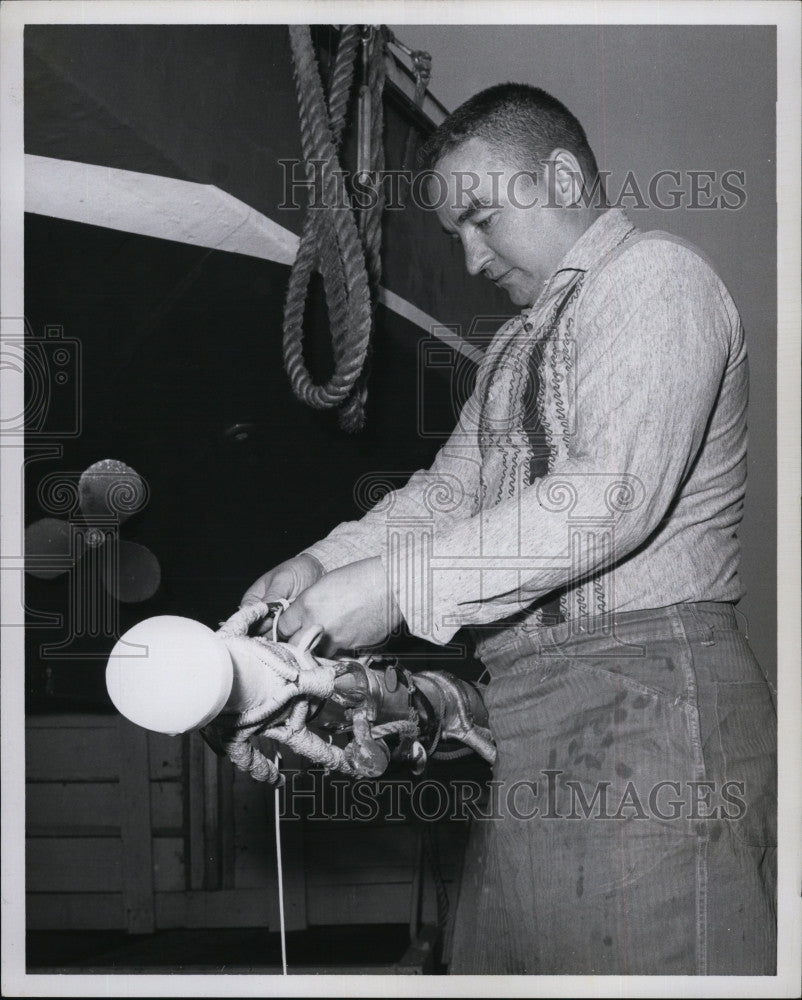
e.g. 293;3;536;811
440;198;495;236
457;198;494;225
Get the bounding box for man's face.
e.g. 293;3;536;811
433;137;580;308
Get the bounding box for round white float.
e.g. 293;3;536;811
106;615;233;734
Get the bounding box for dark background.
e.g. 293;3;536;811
23;25;513;707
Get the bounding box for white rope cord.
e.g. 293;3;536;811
370;716;418;740
217;598;272;637
271;599;290;642
274;751;288;976
270;606;288;972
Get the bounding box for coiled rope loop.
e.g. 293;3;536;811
283;25;385;432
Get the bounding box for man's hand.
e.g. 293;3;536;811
276;557;402;656
240;554;324;634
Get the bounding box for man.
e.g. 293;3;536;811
243;85;776;975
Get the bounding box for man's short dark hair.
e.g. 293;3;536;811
418;82;602;194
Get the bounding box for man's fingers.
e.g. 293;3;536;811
240;572;275;608
240;585;263;606
260;568;300;606
314;634;340;658
240;556;324;621
275;601;303;639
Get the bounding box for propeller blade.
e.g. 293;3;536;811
79;458;147;525
25;517;81;579
102;540;161;603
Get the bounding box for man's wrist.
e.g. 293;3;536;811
298;552;325;578
370;553;402;633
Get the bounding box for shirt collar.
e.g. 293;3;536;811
553;207;638;275
520;209;638;324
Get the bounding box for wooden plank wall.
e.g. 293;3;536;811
26;713;183;932
26;714;469;937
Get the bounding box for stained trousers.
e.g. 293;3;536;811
448;602;777;975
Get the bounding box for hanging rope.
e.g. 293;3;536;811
350;26;386;422
283;25;385;432
422;824;450;934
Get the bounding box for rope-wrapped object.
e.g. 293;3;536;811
202;602;348;786
197;603;496;787
107;610;496;787
283;25;385;432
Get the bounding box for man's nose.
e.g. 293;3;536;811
463;232;493;277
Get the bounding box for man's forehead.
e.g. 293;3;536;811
435;135;499;167
432;138;533;204
437;135;532;173
431;151;534;227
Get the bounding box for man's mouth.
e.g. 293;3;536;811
491;270;512;285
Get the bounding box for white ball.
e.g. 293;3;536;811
106;616;233;734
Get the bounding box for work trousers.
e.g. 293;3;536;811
448;602;777;975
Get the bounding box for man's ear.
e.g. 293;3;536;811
545;149;586;207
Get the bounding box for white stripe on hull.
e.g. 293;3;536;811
25;154;481;362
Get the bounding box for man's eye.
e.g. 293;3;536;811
475;214;496;231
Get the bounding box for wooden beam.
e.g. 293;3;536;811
219;758;236;889
149;779;183;834
185;732;205;891
26;712;118;729
202;742;220;889
148;731;182;779
118;717;155;932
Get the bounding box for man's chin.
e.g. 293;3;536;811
505;287;535;308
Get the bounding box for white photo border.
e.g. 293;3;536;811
2;2;799;997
